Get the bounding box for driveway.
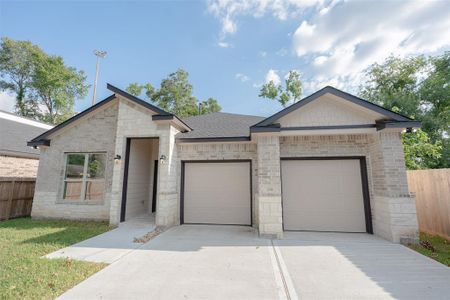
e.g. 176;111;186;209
58;226;450;300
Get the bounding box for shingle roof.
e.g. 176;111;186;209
177;112;264;140
0;110;53;158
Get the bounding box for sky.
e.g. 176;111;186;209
0;0;449;117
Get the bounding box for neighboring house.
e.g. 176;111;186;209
28;84;421;243
0;110;53;177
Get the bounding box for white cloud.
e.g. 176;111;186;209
218;41;231;48
0;92;15;112
259;51;267;58
292;0;450;91
208;0;326;38
235;73;250;82
265;69;281;85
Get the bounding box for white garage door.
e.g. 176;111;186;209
281;159;367;232
183;161;251;225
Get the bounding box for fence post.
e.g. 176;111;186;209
6;180;15;220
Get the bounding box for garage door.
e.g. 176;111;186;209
281;158;368;232
182;161;251;225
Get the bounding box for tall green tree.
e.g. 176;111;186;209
0;37;41;117
402;129;442;170
359;54;449;169
126;69;221;117
30;55;88;124
200;97;221;115
259;70;302;107
0;37;88;124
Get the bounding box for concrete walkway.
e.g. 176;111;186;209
46;214;155;263
55;226;450;300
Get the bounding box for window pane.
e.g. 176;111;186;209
66;154;85;178
85;181;105;200
63;181;82;200
88;154;106;179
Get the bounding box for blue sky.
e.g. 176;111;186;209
1;0;449;117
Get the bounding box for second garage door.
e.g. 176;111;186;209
182;161;251;225
281;158;369;232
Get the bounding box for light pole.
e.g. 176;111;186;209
92;50;107;105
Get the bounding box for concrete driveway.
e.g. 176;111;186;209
58;226;450;300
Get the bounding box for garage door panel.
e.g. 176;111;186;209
183;162;251;225
281;159;366;232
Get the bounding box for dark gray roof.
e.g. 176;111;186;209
177;112;264;140
0;110;53;158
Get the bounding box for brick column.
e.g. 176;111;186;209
155;125;179;227
256;135;283;238
370;131;418;242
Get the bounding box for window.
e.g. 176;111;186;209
63;153;106;201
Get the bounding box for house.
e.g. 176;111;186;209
28;84;421;243
0;110;53;177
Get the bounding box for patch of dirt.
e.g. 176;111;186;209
133;227;165;243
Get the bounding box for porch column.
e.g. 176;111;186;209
370;131;418;243
155;125;179;227
256;135;283;238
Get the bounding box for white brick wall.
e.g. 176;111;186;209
369;131;418;242
109;97;179;226
32;101;119;221
257;135;283;238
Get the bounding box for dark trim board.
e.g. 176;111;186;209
280;124;376;131
180;159;253;226
28;95;117;146
177;136;251;143
280;156;373;234
120;138;132;222
120;137;159;223
152;160;158;213
253;86;413;128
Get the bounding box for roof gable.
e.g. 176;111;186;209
277;94;385;127
28;84;191;147
253;86;413;128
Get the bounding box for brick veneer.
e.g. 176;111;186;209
0;156;39;177
31;101;119;221
256;135;283;238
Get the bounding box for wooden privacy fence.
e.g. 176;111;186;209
407;169;450;240
0;177;36;221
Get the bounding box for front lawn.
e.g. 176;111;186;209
409;232;450;267
0;217;109;299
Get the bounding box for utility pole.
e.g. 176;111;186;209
92;50;107;105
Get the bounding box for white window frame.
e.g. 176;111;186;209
63;152;107;202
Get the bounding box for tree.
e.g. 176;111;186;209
359;55;426;118
200;97;221;114
126;69;221;117
0;37;42;117
126;82;143;97
359;54;449;169
259;70;302;107
402;129;442;170
0;37;89;124
30;54;88;124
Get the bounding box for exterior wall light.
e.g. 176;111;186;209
160;155;167;164
114;154;121;160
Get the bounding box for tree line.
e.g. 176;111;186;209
1;37;448;169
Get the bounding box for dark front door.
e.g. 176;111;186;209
152;160;158;213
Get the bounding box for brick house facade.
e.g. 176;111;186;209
29;84;420;243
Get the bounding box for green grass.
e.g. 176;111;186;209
0;217;110;299
409;232;450;267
